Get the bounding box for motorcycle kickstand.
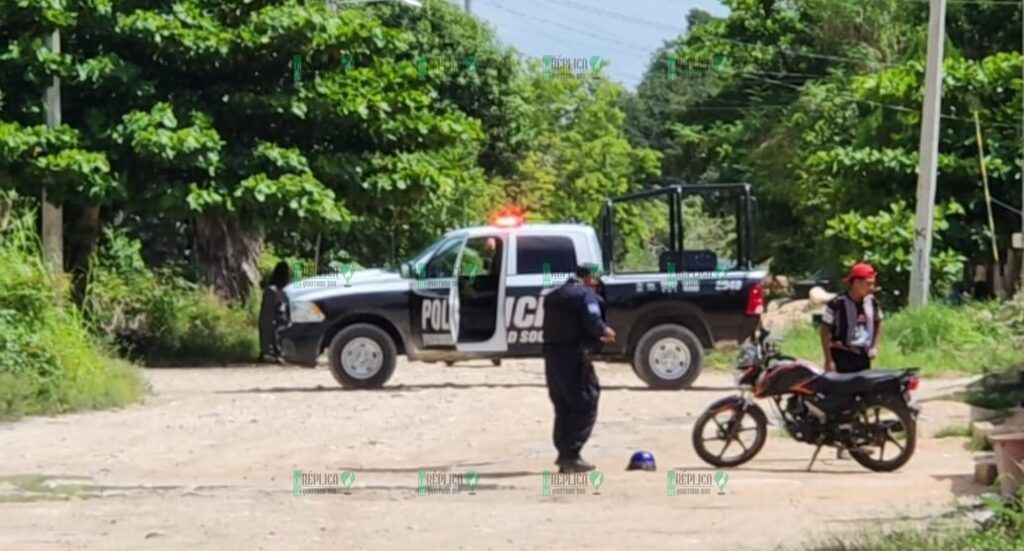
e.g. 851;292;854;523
806;443;824;472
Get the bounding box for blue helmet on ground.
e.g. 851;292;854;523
627;450;656;471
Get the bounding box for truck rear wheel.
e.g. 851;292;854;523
328;323;397;389
632;324;704;389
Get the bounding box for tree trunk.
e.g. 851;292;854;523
193;214;263;303
68;203;101;305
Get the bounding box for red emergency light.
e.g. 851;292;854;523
490;206;525;228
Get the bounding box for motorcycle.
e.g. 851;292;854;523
691;324;921;472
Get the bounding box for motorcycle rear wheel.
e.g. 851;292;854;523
848;394;916;472
692;401;768;468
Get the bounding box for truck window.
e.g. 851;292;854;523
460;236;501;277
424;238;462;278
516;235;576;274
681;194;737;270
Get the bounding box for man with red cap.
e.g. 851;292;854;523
819;262;884;374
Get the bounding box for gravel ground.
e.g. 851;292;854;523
0;359;983;550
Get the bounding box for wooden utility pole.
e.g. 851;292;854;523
41;29;63;273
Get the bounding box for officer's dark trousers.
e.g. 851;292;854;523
830;348;871;373
543;345;600;461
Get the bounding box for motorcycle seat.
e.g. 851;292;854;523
814;370;906;395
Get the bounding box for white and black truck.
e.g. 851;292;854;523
278;184;766;389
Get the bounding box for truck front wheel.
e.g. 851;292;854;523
632;324;704;389
328;323;397;389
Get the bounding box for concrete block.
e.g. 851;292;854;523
973;421;996;441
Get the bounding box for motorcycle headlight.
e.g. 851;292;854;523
290;301;325;323
735;344;757;367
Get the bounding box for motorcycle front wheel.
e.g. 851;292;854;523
848;394;917;472
692;399;768;468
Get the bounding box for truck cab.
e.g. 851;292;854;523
279;183;766;389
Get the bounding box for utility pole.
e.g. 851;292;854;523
464;0;471;13
41;29;63;273
908;0;947;308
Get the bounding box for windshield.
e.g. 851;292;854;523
398;236;452;278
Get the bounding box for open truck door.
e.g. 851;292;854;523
450;233;509;354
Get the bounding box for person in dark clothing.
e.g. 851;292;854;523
541;263;616;473
820;262;884;374
258;261;291;361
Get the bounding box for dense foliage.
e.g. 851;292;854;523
626;0;1023;304
0;202;144;419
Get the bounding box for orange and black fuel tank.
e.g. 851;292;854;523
754;361;822;398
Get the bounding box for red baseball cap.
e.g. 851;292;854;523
844;262;876;283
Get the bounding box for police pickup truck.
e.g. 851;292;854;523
279;183;765;390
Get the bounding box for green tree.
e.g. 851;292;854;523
2;0;525;298
503;62;661;232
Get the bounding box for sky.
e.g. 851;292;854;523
450;0;729;89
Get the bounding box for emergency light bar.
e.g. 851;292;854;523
490;206;525;228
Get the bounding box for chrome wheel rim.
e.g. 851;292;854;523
648;337;692;380
341;337;383;380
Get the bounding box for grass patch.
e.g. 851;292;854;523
807;493;1024;550
705;348;738;372
777;302;1024;377
0;210;146;420
934;424;972;438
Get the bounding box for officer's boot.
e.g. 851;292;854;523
558;457;596;473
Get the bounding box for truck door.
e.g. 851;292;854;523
449;234;508;353
412;236;464;348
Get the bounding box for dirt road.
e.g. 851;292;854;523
0;360;983;550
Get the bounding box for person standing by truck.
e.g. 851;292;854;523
820;262;884;374
541;264;616;473
258;261;292;361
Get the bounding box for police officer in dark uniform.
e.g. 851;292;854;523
542;263;616;473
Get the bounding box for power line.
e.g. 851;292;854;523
897;0;1021;5
738;71;1018;129
540;0;901;69
478;0;649;54
494;3;642;83
544;0;682;34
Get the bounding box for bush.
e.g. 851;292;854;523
0;209;145;419
85;229;259;365
779;301;1024;377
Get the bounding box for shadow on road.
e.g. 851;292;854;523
675;462;871;475
932;473;987;497
334;465;546;480
218;382;735;394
